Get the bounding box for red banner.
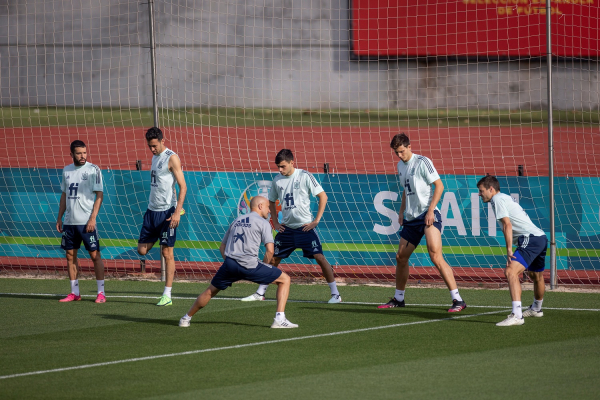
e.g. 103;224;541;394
351;0;600;57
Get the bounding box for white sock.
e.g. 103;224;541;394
512;301;523;319
328;281;340;296
163;286;172;298
532;298;543;311
97;280;105;294
394;289;405;302
256;284;269;296
450;289;462;302
276;312;286;322
70;280;80;296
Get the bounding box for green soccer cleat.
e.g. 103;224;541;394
156;295;172;306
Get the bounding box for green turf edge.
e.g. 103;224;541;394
1;236;598;257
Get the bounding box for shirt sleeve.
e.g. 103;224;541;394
60;170;66;193
221;224;232;246
304;171;324;196
493;197;509;220
420;157;440;185
92;166;103;192
261;220;274;244
268;179;279;202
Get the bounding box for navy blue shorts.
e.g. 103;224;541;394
514;234;548;272
211;257;283;290
61;225;100;252
274;226;323;259
399;210;442;248
138;207;177;247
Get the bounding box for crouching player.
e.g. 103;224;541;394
477;175;548;326
179;196;298;328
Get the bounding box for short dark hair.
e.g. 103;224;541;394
390;133;410;149
477;175;501;192
70;140;86;153
145;127;163;141
275;149;294;164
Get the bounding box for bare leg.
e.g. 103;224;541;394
66;249;79;281
161;246;175;288
424;225;458;291
89;250;105;281
505;261;526;302
528;270;545;301
186;285;220;317
137;242;155;256
395;239;415;290
313;254;335;283
273;272;291;312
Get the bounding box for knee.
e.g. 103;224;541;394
89;251;101;262
396;252;408;264
137;246;147;256
279;272;291;285
504;267;519;279
161;248;174;260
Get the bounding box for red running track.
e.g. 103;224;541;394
2;126;600;176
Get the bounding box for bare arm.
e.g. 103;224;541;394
425;179;444;226
269;201;282;232
56;192;67;233
219;240;227;260
302;191;327;231
499;216;516;267
263;242;274;264
85;191;104;232
398;191;406;226
168;154;187;228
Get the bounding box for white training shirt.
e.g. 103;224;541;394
490;192;545;244
148;148;178;212
397;154;441;221
269;168;324;229
60;162;103;225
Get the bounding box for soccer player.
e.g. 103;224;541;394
179;196;298;328
241;149;341;303
379;133;466;312
477;175;548;326
56;140;106;303
137;127;187;306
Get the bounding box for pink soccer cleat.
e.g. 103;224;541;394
59;293;82;302
95;292;106;303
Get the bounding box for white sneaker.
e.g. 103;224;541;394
271;318;299;329
522;306;544;317
241;293;265;302
179;316;191;327
496;313;525;326
328;294;342;304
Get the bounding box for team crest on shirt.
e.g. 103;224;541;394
294;181;300;189
157;160;164;170
81;172;89;180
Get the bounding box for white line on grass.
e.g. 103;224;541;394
1;292;599;311
0;309;507;381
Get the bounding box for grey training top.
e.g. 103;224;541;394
222;211;274;269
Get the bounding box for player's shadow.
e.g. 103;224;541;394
0;293;62;301
97;313;267;328
299;305;464;321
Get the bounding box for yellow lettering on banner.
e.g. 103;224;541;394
531;0;538;4
520;0;528;4
498;6;506;13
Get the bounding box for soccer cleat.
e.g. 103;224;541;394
241;292;265;302
448;299;467;313
59;293;81;302
496;313;525;326
156;295;172;306
271;318;299;329
522;306;544;318
179;316;191;327
377;297;405;309
95;292;106;303
328;294;342;304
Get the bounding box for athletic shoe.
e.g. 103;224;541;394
241;292;265;302
522;306;544;318
328;294;342;304
95;292;106;303
496;313;525;326
156;295;172;306
271;318;299;329
179;316;191;327
59;293;81;302
448;299;467;313
377;297;405;309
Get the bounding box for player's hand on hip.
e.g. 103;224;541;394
302;221;318;231
56;220;63;233
424;210;435;226
273;221;285;232
167;213;180;228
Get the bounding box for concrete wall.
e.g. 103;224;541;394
1;0;599;109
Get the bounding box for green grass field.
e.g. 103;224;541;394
1;278;599;399
1;107;599;127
